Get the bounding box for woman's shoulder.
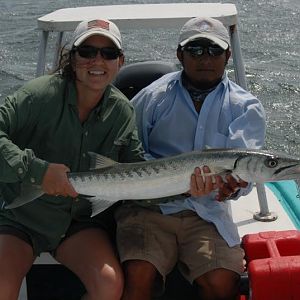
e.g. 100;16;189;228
17;74;67;103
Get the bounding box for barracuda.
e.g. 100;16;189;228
6;148;300;217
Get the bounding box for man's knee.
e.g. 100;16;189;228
124;260;157;284
195;268;240;300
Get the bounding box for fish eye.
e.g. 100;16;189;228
265;158;278;168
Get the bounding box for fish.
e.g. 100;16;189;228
5;148;300;217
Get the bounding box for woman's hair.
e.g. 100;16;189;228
51;45;76;80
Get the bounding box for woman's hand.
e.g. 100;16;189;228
41;163;78;198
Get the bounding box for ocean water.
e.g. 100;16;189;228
0;0;299;157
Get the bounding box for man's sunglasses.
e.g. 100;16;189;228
74;45;122;60
182;45;225;57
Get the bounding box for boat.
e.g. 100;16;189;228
18;3;300;300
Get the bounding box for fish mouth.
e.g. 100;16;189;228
274;164;300;180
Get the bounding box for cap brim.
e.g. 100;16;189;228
73;30;122;49
180;33;229;50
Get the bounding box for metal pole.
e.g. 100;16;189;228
36;31;49;77
52;32;64;72
229;24;277;222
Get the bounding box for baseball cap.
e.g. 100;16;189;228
71;19;122;49
179;17;230;50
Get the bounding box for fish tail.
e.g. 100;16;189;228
5;183;44;209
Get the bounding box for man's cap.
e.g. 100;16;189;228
71;19;122;49
179;17;230;50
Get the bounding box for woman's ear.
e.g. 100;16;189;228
118;54;125;69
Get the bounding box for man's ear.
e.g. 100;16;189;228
225;49;231;65
177;49;183;63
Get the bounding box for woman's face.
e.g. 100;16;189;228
73;35;124;94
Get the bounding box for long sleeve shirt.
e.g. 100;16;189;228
131;70;266;246
0;74;144;251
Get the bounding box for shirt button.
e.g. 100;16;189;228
18;168;23;174
85;131;88;136
82;153;86;158
147;200;152;204
75;198;80;202
30;177;36;183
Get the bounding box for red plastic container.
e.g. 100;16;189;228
242;230;300;300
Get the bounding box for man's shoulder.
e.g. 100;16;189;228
143;71;180;94
227;79;260;104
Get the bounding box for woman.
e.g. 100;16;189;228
0;19;143;300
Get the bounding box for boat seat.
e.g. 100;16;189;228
113;60;179;99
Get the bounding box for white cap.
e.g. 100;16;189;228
71;19;122;49
179;17;230;50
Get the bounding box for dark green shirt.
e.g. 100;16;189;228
0;74;144;253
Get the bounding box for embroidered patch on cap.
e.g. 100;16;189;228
197;21;211;31
87;20;110;30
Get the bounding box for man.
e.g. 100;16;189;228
116;17;266;300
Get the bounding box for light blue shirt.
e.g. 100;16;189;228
131;70;266;246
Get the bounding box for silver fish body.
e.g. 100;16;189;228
5;148;300;216
68;148;300;216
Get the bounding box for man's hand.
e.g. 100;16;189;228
189;166;217;197
215;174;248;202
41;163;78;198
188;167;248;201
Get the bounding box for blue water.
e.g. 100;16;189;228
0;0;299;156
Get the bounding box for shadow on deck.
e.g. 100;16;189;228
26;264;249;300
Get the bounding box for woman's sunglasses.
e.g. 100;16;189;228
182;45;225;57
74;45;122;60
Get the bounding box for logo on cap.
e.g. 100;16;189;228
198;21;210;31
87;20;110;30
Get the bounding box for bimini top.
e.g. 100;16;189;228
37;3;237;32
35;3;245;87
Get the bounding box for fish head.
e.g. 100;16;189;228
233;150;300;183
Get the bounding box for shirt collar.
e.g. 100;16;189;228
64;80;113;116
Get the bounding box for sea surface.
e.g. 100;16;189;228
0;0;299;158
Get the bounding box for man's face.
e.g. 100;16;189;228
177;38;231;89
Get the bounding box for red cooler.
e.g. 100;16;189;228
242;230;300;299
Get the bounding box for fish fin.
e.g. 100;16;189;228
5;183;43;209
80;195;115;217
86;196;115;217
88;152;119;170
